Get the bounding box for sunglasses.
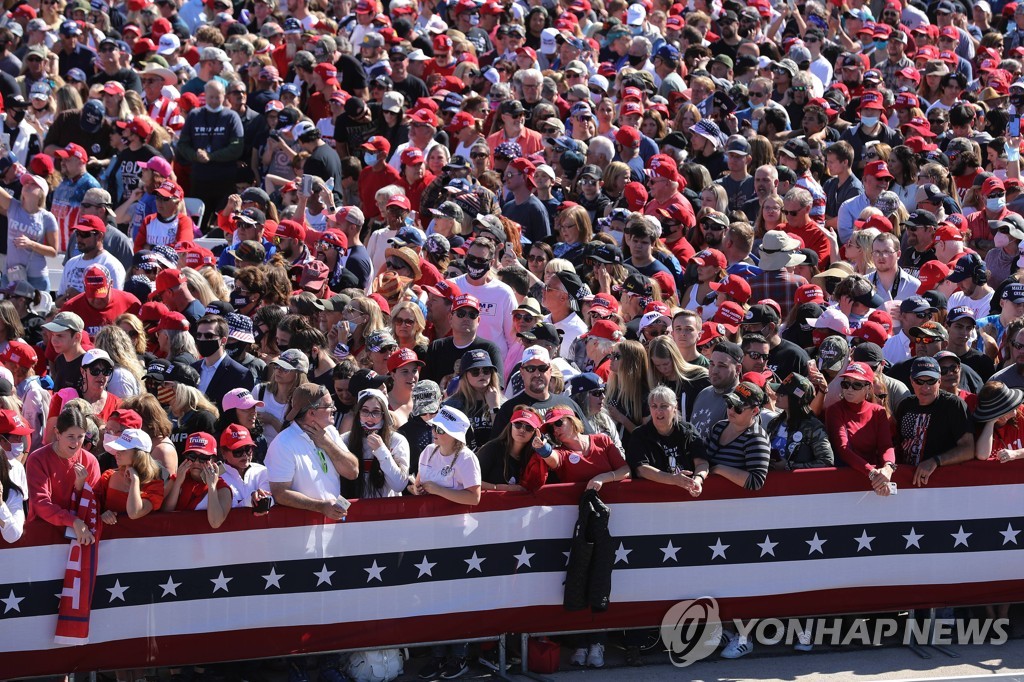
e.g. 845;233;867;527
467;367;492;377
782;209;803;216
513;312;536;323
512;421;536;432
88;365;113;377
939;364;959;375
729;403;751;414
610;352;622;359
589;388;605;398
912;377;938;386
392;317;416;326
186;454;216;462
550;418;569;428
840;380;868;390
231;446;256;456
455;309;479;319
745;350;768;361
386;260;410;271
913;336;940;344
527;255;547;263
432;425;447;436
471;152;489;159
521;363;549;374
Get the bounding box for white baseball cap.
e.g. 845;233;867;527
626;3;646;25
105;428;153;454
521;346;551;366
429;405;471;443
81;348;113;367
158;33;181;56
540;28;559;55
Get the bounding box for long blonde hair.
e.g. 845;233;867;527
126;446;161;484
606;340;650;426
171;385;220;420
456;361;501;413
181;267;216;306
389;300;429;349
93;325;145;381
646;335;707;388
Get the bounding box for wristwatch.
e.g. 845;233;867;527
884;461;897;471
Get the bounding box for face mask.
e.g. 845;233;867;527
205;104;224;114
628;54;646;67
226;342;244;358
1012;95;1024;108
873;40;886;52
750;100;765;110
860;115;880;128
157;383;175;406
7;440;24;458
346;320;359;334
468;14;479;25
988;197;1007;212
196;339;222;358
466;261;490;280
592;93;602;104
995;232;1011;248
363;153;379;166
750;118;760;131
361;419;381;432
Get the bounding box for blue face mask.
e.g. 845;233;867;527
860;115;880;128
6;440;23;458
988;196;1007;212
873;40;887;52
363;153;379;166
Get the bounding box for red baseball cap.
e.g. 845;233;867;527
150;268;186;300
424;279;462;301
83;265;111;299
386;194;412;211
713;301;744;330
54;143;88;163
588;292;619;313
154;181;183;200
795;283;825;305
648;153;678;181
276;219;307;241
109;408;143;430
400;147;425;165
931;224;963;246
850;320;889;346
452;294;481;311
511;408;543;430
184;431;217;456
864;160;894;180
74;215;107;235
692;248;727;270
916;260;951;294
709;274;752;304
220;424;255;450
0;409;32;436
581;319;623;342
614;125;641;148
156;311;190;331
360;136;391;155
0;339;37;369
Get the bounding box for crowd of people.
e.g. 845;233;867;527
2;0;1024;675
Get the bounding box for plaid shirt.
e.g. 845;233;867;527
747;269;808;319
879;56;913;92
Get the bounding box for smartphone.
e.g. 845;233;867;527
333;496;352;512
301;175;314;196
888;482;898;496
253;496;272;513
1011;118;1020;138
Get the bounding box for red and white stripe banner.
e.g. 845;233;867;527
3;462;1024;677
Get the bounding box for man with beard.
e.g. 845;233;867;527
689;342;743;440
177;80;244;225
879;30;913;90
58;216;126;303
711;11;741;61
742;164;779;222
839;90;903;169
490;346;589;435
423;294;503;386
898;210;939;277
274;220;314;268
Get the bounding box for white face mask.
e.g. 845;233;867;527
6;439;23;458
206;104;224;113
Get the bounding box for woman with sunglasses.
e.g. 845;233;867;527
341;389;409;499
162;431;232;528
217;423;272;510
477;406;548;492
705;381;770;491
825;362;897;496
341;296;387;360
566;372;621;447
765;374;833;471
525;242;553;296
389;301;429;356
46;349;121;444
98;427;164;524
443;349;503;450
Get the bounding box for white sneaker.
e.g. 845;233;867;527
570;648;587;667
794;627;814;652
586;643;605;668
705;622;725;649
721;635;753;659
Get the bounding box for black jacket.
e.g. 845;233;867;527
765;413;834;470
564;489;614;613
192;355;256;414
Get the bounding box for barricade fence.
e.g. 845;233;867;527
3;462;1023;677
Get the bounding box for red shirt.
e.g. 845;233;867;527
825;398;895;475
553;433;627;483
422;59;457;81
665;235;696;265
783;220;832;267
987;405;1024;459
95;468;166;514
644;194;696;228
954;170;980;203
964;205;1008;243
398;171;436;213
173;474;230;511
359;163;402;221
25;443;101;526
62;289;142;337
49;388;121;424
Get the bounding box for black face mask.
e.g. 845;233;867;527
627;54;646;67
196;339;222;359
230;288;248;309
225;342;245;359
8;108;25;125
1012;95;1024;108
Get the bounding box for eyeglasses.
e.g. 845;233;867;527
939;364;959;375
360;408;384;419
745;350;768;361
467;367;493;377
840;380;868;390
521;363;549;374
782;208;803;216
392;317;416;327
386;260;410;271
513;313;536;323
729;403;751;414
455;309;479;319
88;365;113;377
912;377;939;386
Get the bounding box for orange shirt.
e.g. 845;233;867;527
95;468;165;514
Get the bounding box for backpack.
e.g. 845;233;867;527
345;648;404;682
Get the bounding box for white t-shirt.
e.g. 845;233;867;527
546;312;588;361
257;387;289;443
366;227;398;278
265;422;343;501
220;462;270;508
453;275;518;359
417;443;481;491
59;251;127;296
948;290;994;323
0;456;26;543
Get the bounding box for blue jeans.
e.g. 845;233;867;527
0;274;49;293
